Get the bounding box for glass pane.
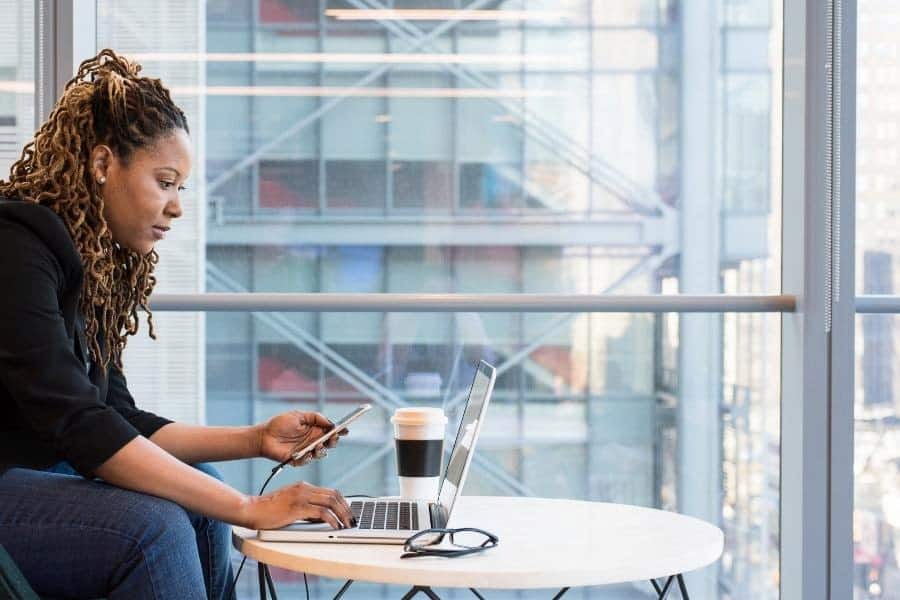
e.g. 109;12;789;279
0;0;34;176
723;0;772;26
91;2;784;598
724;75;772;213
855;3;900;597
857;2;900;295
855;315;900;599
592;0;660;26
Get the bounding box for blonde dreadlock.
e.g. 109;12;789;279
0;48;189;372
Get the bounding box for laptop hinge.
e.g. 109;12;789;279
429;502;449;529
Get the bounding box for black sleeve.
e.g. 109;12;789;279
106;364;173;439
0;225;141;478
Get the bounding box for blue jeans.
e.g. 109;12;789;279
0;462;235;600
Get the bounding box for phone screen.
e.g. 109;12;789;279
289;404;371;461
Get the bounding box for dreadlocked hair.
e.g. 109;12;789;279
0;48;189;372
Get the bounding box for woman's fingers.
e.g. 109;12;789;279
306;412;334;430
298;485;354;528
251;481;354;530
290;453;312;467
316;506;343;529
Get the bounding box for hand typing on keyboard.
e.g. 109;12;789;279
246;481;356;530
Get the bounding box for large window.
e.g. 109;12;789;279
83;1;785;598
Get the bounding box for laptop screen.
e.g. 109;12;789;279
436;361;495;515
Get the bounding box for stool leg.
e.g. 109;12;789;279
551;587;570;599
676;574;690;599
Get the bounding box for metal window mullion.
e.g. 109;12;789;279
516;248;525;488
248;249;260;493
517;15;526;216
781;0;827;595
587;0;596;215
829;1;856;598
383;21;392;216
315;239;325;486
451;16;460;217
35;0;97;123
317;3;326;216
34;1;50;124
780;0;856;598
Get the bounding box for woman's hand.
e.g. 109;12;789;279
242;481;355;530
257;410;346;466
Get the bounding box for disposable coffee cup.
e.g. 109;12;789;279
391;407;448;500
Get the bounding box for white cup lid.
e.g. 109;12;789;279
391;407;448;426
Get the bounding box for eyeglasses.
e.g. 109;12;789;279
401;527;499;559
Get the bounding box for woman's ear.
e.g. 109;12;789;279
90;144;114;185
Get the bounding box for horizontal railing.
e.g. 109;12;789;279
855;295;900;314
150;293;798;313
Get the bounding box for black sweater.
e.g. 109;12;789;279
0;200;171;477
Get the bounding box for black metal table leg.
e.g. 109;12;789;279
258;562;268;600
660;576;674;598
650;574;689;599
253;563;690;600
333;579;355;600
401;585;443;599
263;565;279;600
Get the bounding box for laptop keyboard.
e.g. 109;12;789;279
350;500;419;530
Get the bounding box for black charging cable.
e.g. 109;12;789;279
225;461;286;600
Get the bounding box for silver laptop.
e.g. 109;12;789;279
258;360;496;544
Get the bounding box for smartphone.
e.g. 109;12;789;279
289;403;372;462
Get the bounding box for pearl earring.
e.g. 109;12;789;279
98;176;106;185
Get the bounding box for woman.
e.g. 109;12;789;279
0;49;354;599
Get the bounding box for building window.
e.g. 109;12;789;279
392;161;453;211
326;160;386;210
259;160;319;210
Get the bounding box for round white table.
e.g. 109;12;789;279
232;496;724;599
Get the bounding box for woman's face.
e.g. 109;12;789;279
91;128;192;256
